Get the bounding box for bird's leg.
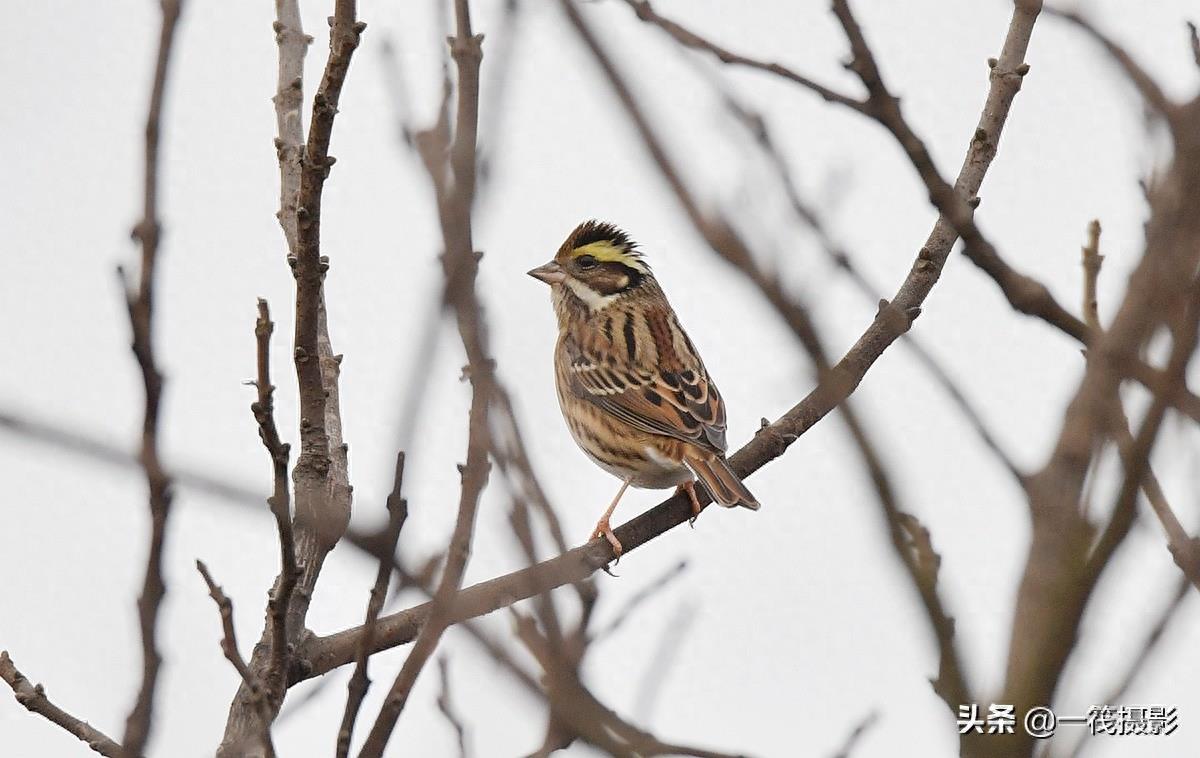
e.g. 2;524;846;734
678;480;703;525
591;478;631;557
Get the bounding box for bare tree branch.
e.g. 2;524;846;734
435;657;469;758
0;410;263;506
1046;7;1181;128
1063;576;1192;758
291;0;362;551
196;561;258;696
1189;20;1200;69
621;0;867;114
829;0;1091;338
1;651;128;758
357;2;492;754
828;710;880;758
564;0;974;724
335;453;408;758
593;560;687;640
250;299;299;706
709;83;1023;483
996;54;1200;753
292;0;1053;685
824;1;1200;428
119;1;185;754
1079;222;1200;591
219;1;364;753
1085;288;1200;584
195;561;277;758
513;614;748;758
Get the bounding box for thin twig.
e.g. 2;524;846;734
435;657;469;758
594;560;688;640
1081;220;1103;331
515;614;746;758
1101;575;1192;703
1063;575;1191;758
357;3;491;755
1086;287;1200;584
1002;70;1200;753
1;651;128;758
0;409;262;506
621;0;867;114
1046;8;1180;128
1079;222;1200;590
566;0;973;721
219;1;364;752
196;561;256;689
196;561;277;758
830;0;1092;343
119;2;185;755
631;601;697;725
1188;21;1200;69
251;299;298;706
335;452;408;758
828;710;880;758
710;77;1023;483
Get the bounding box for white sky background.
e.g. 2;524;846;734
3;0;1200;756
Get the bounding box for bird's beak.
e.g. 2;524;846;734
527;260;566;285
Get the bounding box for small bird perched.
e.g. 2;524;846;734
528;220;759;555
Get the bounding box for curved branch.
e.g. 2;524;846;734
294;0;1049;686
621;0;867;113
2;651;128;758
1046;7;1180;128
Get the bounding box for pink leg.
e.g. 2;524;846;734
678;480;703;525
591;478;631;556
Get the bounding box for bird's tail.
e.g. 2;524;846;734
685;451;759;510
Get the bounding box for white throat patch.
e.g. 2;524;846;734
566;278;619;311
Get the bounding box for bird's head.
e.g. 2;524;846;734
527;220;652;312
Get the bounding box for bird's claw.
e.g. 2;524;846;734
591;520;623;570
678;481;703;527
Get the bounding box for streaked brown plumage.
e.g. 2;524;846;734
528;220;758;554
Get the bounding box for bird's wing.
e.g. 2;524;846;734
563;307;728;455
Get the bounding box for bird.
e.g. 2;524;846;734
527;220;759;556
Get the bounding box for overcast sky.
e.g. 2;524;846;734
3;1;1200;756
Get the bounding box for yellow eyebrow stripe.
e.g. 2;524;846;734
572;241;649;273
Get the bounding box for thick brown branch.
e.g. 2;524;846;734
119;2;185;755
295;0;1048;685
831;1;1090;339
219;1;362;753
567;0;973;721
713;76;1024;483
291;0;362;549
1;651;128;758
829;0;1200;426
998;78;1200;758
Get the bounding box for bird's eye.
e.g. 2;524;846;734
576;255;598;270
